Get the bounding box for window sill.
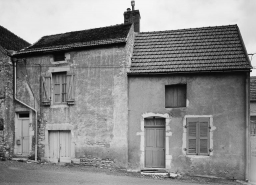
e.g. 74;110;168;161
42;101;51;106
186;155;210;159
50;104;69;108
165;107;187;110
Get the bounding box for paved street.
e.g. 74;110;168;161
0;160;242;185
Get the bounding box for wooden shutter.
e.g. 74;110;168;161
198;118;209;155
42;72;51;105
177;85;186;107
66;70;75;105
187;118;198;154
165;84;186;108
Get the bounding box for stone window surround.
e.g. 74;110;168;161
50;53;70;64
182;115;216;158
47;66;70;108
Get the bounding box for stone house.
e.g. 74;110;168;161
13;23;135;165
0;25;30;158
128;25;251;180
11;2;252;180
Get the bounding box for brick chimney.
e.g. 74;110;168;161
124;0;141;32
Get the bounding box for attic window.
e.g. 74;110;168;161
53;53;65;62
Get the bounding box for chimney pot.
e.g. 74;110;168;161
131;0;135;11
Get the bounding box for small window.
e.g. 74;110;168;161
145;117;165;127
0;118;3;130
186;117;210;155
19;113;29;118
53;52;65;62
165;84;186;108
52;72;67;103
251;116;256;135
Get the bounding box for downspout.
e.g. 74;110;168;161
12;59;38;162
245;71;250;181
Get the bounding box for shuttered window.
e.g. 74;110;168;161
165;84;186;108
41;70;75;105
53;72;67;103
251;116;256;135
186;117;210;155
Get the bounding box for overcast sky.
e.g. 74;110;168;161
1;0;256;74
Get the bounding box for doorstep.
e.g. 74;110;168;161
141;169;169;176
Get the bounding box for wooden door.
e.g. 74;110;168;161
59;131;71;162
145;118;165;168
49;130;71;163
21;120;30;155
16;117;30;156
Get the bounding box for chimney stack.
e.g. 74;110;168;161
124;0;140;32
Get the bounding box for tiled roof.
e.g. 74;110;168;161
130;25;251;74
15;24;132;56
251;77;256;101
0;25;30;51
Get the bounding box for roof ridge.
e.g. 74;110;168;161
41;23;132;38
138;24;238;35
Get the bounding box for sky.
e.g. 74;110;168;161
1;0;256;74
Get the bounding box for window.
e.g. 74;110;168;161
53;72;67;103
42;70;75;105
251;116;256;135
18;113;29;118
0;118;3;135
186;117;210;155
53;52;65;62
165;84;186;108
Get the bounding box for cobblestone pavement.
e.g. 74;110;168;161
0;160;244;185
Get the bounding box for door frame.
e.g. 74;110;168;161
44;123;74;163
144;118;166;168
137;113;172;169
14;111;32;156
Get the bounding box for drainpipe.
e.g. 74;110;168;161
245;71;250;181
12;59;38;162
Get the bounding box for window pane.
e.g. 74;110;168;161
145;118;155;126
19;113;29;118
155;118;165;126
52;72;67;103
54;53;65;61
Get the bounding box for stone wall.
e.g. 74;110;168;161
0;51;14;158
15;25;135;166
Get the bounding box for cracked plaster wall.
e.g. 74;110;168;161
128;73;247;179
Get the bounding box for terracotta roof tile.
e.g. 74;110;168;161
0;25;30;51
15;24;132;56
130;25;251;74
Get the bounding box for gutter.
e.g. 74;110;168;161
12;59;38;162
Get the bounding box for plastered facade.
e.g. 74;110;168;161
128;73;247;179
15;25;135;166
